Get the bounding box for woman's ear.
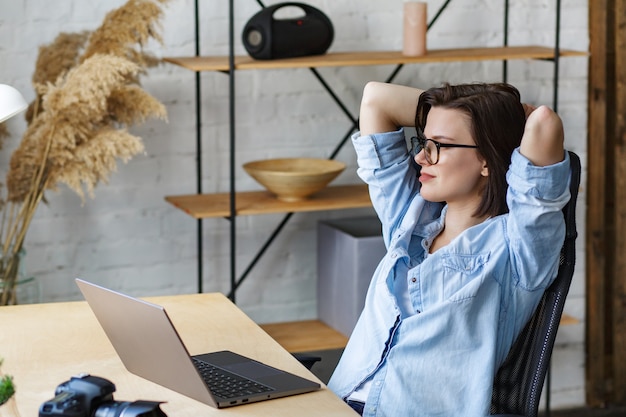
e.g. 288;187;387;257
481;160;489;177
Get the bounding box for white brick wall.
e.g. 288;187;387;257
0;0;589;409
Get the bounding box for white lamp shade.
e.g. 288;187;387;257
0;84;28;123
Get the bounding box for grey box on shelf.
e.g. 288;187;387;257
317;217;386;337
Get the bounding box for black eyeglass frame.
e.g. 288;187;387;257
410;135;479;165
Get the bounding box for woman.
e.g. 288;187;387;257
327;82;571;416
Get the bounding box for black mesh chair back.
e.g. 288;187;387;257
490;151;581;417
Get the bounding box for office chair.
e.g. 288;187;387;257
490;151;581;417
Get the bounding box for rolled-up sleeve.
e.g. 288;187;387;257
352;128;411;170
352;129;422;243
505;148;571;290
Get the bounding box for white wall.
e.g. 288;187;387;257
0;0;588;409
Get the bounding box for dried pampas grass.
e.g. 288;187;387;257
83;0;168;70
8;54;165;202
0;0;169;305
57;127;145;199
32;32;90;87
26;31;90;123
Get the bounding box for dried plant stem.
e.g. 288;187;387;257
0;206;9;251
2;124;53;254
0;127;54;305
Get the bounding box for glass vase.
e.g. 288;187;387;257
0;250;39;306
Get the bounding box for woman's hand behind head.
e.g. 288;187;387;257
519;105;565;167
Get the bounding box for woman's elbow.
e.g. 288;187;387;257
519;105;565;166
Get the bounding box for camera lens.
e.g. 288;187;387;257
93;401;130;417
93;401;166;417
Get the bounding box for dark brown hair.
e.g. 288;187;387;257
415;82;526;217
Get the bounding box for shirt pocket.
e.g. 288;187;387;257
440;252;490;302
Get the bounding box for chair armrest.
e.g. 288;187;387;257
292;353;322;370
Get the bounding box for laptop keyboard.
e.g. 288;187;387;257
192;358;274;399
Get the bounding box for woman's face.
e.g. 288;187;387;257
415;107;488;209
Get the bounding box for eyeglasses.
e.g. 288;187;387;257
410;133;478;165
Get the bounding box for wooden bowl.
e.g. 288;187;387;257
243;158;346;202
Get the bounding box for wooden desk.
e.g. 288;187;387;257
0;293;354;417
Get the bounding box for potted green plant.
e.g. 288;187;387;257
0;357;17;416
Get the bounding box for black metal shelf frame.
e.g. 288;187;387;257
193;0;562;301
190;1;565;415
200;0;456;301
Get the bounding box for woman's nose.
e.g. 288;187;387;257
414;147;429;166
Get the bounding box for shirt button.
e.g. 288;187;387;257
391;253;397;259
411;277;417;283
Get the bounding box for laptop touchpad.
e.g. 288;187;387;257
223;362;282;378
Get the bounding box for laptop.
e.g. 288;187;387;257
75;278;320;408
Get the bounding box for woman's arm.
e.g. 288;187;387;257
359;82;424;136
519;104;565;167
353;82;429;245
506;104;570;291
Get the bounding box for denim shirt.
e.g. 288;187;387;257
327;129;571;417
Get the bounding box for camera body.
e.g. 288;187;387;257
39;374;167;417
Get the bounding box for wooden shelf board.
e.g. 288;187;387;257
260;320;349;353
164;46;587;72
560;313;579;326
165;184;371;219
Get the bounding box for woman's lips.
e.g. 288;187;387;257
419;172;435;182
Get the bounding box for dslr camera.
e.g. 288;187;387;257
39;374;167;417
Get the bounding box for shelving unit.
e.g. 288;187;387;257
165;43;587;295
166;43;587;275
164;4;586;397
